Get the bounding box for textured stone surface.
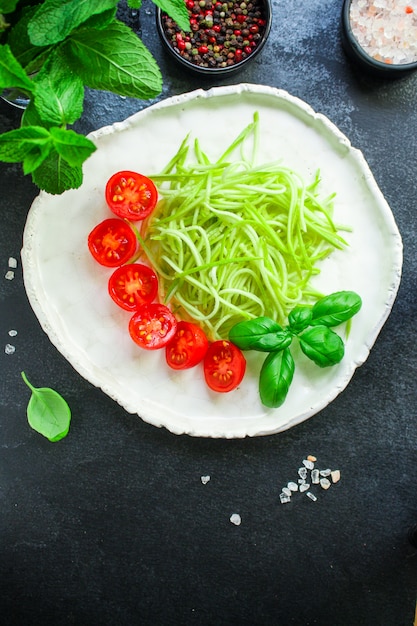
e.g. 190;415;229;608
1;1;417;624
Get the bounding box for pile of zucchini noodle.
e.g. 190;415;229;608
137;112;350;341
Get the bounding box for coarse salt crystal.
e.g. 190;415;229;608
303;459;314;470
307;455;317;462
200;475;210;484
306;492;317;501
320;478;331;490
287;481;298;492
331;470;341;483
320;468;332;477
299;483;310;492
298;467;308;479
8;257;17;268
230;513;241;525
311;469;320;484
5;271;14;280
280;493;291;503
282;487;292;496
5;343;15;355
8;330;17;337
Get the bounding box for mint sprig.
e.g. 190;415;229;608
0;0;190;194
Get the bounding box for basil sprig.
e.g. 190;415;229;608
229;291;362;409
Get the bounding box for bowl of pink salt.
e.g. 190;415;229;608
341;0;417;76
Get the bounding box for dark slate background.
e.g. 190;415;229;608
1;1;416;624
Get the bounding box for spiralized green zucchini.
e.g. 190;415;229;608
138;113;349;341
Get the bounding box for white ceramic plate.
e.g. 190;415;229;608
21;84;403;438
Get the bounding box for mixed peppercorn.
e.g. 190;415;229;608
160;0;268;70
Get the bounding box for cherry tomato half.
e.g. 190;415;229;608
166;321;209;370
88;218;136;267
129;303;177;350
108;263;158;312
203;340;246;393
105;171;158;221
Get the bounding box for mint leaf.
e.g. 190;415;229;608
33;49;84;125
49;127;96;167
127;0;142;9
5;6;47;70
0;0;19;14
28;0;119;46
153;0;190;31
31;150;83;194
0;126;50;162
64;20;162;99
22;143;52;174
22;100;54;129
0;44;34;91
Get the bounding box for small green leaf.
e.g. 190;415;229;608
63;20;162;99
127;0;142;9
33;48;84;126
0;0;19;15
299;325;345;367
0;125;50;162
229;317;292;352
21;371;71;442
31;149;83;194
153;0;191;31
0;43;34;92
288;305;313;333
49;127;96;166
259;348;295;408
310;291;362;327
27;0;119;46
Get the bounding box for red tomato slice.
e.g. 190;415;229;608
105;171;158;221
166;321;209;370
88;218;136;267
129;303;177;350
108;263;158;312
203;340;246;393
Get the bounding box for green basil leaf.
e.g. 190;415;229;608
31;148;83;194
0;43;34;91
153;0;191;31
33;48;84;126
229;317;291;352
259;348;295;408
311;291;362;327
63;20;162;99
299;325;345;367
21;372;71;442
27;0;119;46
288;305;313;333
0;125;50;161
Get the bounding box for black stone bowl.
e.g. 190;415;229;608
156;0;272;76
341;0;417;77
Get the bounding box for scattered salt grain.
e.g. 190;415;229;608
307;455;317;462
306;492;317;501
8;257;17;269
320;468;332;477
311;469;320;484
280;493;291;503
200;475;210;484
8;330;17;337
331;470;341;483
320;478;331;490
5;343;15;355
5;271;14;280
298;467;307;480
303;459;315;470
287;481;298;492
299;483;310;493
230;513;241;525
282;487;292;496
